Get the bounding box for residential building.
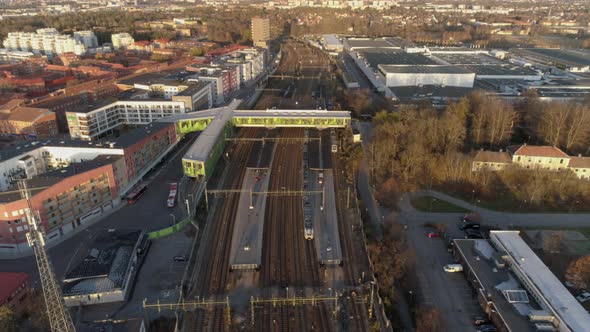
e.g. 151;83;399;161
2;28;88;56
0;122;178;252
472;150;512;171
472;144;590;180
0;49;36;64
111;33;135;50
251;17;270;48
568;156;590;180
0;272;30;313
0;106;59;138
509;145;570;171
67;75;211;140
73;31;98;49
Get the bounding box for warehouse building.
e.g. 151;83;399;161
63;229;144;306
453;231;590;332
512;48;590;73
377;65;476;88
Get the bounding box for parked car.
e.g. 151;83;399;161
476;325;496;332
173;255;187;262
465;229;484;239
443;264;463;273
473;316;490;326
459;222;481;231
576;292;590;303
427;232;439;238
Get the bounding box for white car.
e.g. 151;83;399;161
576;292;590;303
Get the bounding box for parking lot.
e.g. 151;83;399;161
408;221;484;331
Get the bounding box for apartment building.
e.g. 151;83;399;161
73;31;98;49
186;64;240;105
111;33;135;50
472;145;590;180
0;122;178;253
0;106;58;138
62;70;211;140
3;28;91;56
251;17;270;48
0;49;35;64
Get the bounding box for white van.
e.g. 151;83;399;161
443;264;463;273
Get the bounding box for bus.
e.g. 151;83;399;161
167;183;178;208
126;184;147;204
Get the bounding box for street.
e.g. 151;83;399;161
0;134;196;286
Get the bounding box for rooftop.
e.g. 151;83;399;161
175;81;211;96
474;150;513;163
63;229;143;296
458;64;541;78
490;231;590;332
346;38;399;49
378;64;474;74
568;157;590;168
183;99;240;162
434;53;504;65
0;272;29;302
110;121;173;149
509;145;569;158
117;68;193;87
454;239;537;332
516;48;590;68
0;155;121;203
322;34;342;47
356;48;438;69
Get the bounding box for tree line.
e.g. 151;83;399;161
368;93;590;211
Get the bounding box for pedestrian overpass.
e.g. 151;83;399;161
158;100;351;178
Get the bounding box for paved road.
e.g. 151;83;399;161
401;190;590;228
0;134;196;286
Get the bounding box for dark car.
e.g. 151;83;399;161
459;222;481;231
173;255;187;262
473;316;490;326
465;229;484;239
476;325;496;332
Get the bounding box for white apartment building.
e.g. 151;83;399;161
0;49;35;63
74;30;98;49
111;33;135;50
67;81;211;140
0;141;124;192
3;28;88;56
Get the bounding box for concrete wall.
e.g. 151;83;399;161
384;72;475;88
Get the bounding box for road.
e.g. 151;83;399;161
0;134;196;286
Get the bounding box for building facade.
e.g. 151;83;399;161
3;28;89;56
251;17;270;48
111;33;135;50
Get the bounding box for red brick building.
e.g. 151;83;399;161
0;156;121;246
0;272;30;313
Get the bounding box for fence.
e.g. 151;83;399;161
147;218;190;239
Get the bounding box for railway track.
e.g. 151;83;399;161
189;127;260;332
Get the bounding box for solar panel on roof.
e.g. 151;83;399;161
503;289;530;303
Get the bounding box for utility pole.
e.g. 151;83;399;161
19;180;75;332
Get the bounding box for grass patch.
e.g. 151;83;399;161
410;196;471;213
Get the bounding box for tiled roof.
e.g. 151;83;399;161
7;107;53;122
568;157;590;168
510;145;569;158
473;150;512;163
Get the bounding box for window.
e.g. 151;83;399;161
560;159;564;164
